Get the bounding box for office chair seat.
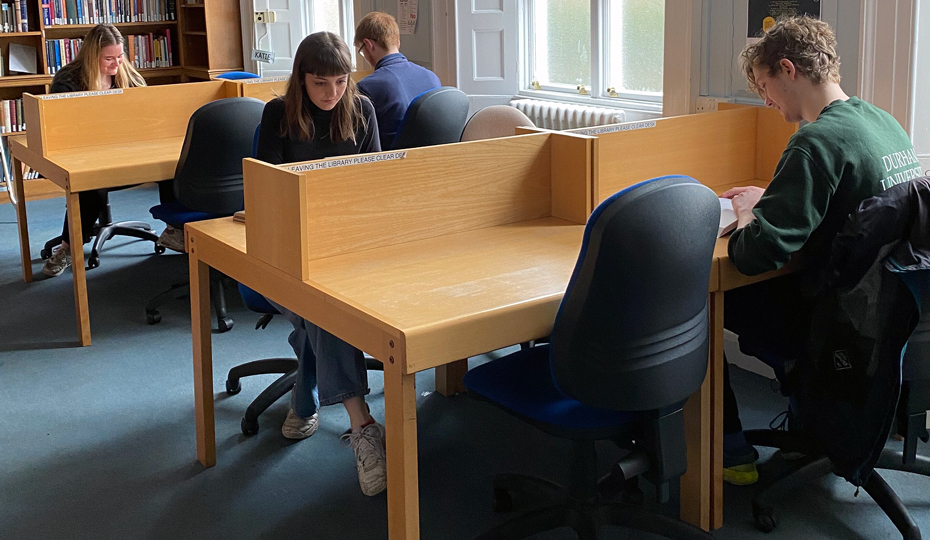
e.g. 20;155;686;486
149;200;220;226
215;71;261;80
464;345;637;433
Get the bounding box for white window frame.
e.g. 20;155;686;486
518;0;664;114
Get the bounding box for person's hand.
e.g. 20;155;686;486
720;186;765;228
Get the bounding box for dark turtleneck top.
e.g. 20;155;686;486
256;95;380;165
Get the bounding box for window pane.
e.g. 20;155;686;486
533;0;591;88
607;0;664;94
312;0;342;35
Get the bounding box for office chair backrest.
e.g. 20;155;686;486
174;97;265;215
391;87;470;150
550;176;720;412
901;270;930;381
460;105;535;141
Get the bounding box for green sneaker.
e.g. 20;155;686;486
723;441;759;485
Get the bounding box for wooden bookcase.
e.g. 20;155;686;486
0;0;242;202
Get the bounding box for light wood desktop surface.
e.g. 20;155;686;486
9;81;236;346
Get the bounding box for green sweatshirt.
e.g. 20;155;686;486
728;97;922;279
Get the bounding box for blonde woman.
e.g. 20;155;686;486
43;25;178;276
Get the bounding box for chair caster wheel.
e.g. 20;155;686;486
241;417;259;436
492;487;513;513
155;244;166;254
753;503;777;533
146;310;161;325
226;379;241;395
218;317;234;333
87;256;100;270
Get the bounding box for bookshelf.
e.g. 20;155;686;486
0;0;243;202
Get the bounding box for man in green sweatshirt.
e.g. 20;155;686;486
718;16;922;486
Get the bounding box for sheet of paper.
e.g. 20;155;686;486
398;0;418;35
9;43;37;74
718;198;738;238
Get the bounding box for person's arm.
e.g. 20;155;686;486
728;148;838;275
256;100;286;165
358;97;381;153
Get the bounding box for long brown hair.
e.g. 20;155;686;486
73;24;146;91
282;32;366;143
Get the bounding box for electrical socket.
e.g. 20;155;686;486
694;97;718;113
253;11;276;23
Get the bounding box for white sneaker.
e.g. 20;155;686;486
281;409;320;440
157;226;186;253
42;245;72;277
340;422;387;496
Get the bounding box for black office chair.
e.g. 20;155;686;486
390;86;470;150
145;97;265;331
41;192;163;269
463;176;719;540
743;186;930;539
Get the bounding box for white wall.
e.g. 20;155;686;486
356;0;434;69
699;0;860;103
913;0;930;173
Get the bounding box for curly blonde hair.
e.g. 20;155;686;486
740;16;841;96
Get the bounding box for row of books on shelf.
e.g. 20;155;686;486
1;98;24;134
1;0;29;33
42;0;176;25
47;32;173;73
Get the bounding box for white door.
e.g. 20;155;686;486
455;0;519;96
252;0;309;77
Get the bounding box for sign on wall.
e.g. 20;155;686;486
748;0;821;42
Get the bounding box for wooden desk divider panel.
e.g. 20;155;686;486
539;107;797;204
229;70;373;103
243;131;594;281
22;80;232;157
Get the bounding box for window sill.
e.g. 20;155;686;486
516;89;663;115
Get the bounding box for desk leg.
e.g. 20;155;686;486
67;191;91;347
12;157;32;283
680;291;724;531
435;359;468;396
190;247;216;468
384;353;419;540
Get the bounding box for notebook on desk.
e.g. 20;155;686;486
718;198;737;238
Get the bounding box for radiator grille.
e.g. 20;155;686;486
509;98;626;130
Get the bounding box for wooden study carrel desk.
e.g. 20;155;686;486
187;129;594;540
555;106;799;530
10;80;239;346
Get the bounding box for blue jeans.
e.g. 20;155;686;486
268;300;370;417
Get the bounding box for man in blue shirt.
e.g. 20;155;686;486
354;12;441;149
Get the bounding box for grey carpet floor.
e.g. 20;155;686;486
1;185;928;540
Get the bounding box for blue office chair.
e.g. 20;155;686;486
215;71;262;80
463;176;719;540
391;86;470;150
145;97;265;331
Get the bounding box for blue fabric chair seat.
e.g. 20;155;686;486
237;283;279;315
463;344;639;430
149;200;223;227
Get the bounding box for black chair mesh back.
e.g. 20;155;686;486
903;270;930;382
174;97;266;215
550;176;720;412
392;87;470;150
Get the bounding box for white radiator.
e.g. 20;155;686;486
509;98;626;130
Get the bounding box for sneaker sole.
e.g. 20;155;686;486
282;422;319;440
42;265;70;277
723;465;759;486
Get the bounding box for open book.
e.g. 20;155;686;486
718;198;737;238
